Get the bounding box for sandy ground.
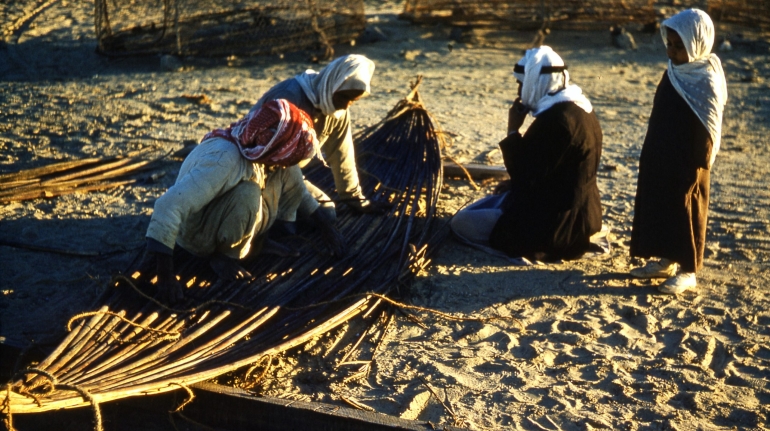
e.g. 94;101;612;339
2;0;770;430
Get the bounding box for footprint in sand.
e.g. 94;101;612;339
547;319;595;346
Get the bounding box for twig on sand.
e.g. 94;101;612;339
419;377;465;427
443;154;480;190
337;324;374;366
526;416;564;431
168;382;195;413
241;354;272;389
341;363;371;384
398;308;429;330
545;415;563;431
371;311;394;358
340;395;374;411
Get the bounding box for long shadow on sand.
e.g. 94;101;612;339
0;215;149;345
407;221;653;317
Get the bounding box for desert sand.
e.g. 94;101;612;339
1;0;770;429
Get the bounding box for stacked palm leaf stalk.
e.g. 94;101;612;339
0;153;161;203
1;79;444;424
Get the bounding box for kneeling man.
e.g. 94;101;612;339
145;99;346;303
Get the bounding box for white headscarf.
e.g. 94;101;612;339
661;8;728;168
515;46;593;117
294;54;375;119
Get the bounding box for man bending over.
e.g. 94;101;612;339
145;99;346;303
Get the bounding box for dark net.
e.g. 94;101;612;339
95;0;366;57
402;0;658;29
402;0;768;30
708;0;770;29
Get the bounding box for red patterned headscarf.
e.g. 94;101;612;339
203;99;320;166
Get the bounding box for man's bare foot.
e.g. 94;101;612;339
209;254;252;280
261;238;300;257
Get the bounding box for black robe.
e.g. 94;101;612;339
630;72;712;273
490;102;603;261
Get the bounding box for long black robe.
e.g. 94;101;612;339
630;72;712;273
489;102;603;260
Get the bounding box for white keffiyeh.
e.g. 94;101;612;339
294;54;375;119
515;46;593;117
662;8;728;168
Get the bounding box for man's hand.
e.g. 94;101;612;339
157;277;185;305
507;98;529;135
261;238;300;257
156;253;185;305
311;207;347;256
345;198;391;214
209;254;252;280
493;179;512;195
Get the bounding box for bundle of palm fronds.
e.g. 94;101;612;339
0;154;162;203
1;79;444;427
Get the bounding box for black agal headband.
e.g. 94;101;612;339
513;64;568;75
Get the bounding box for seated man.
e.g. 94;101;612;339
451;46;603;262
144;99;346;303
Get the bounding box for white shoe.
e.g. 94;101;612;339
630;260;677;279
658;272;697;294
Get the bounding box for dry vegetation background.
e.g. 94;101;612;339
1;0;770;429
